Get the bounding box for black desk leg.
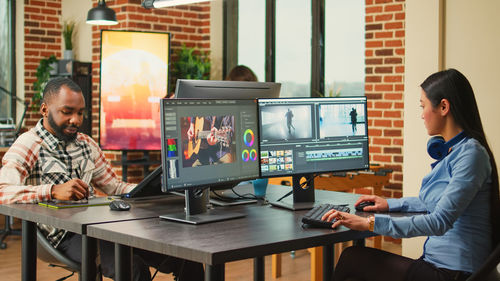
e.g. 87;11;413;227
323;244;334;281
205;264;225;281
21;220;36;281
115;244;132;281
82;235;98;281
254;256;265;281
353;239;365;247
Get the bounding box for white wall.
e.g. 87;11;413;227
444;0;500;162
61;0;93;62
403;0;442;258
403;0;500;257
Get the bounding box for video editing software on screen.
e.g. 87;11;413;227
161;99;260;191
258;97;369;177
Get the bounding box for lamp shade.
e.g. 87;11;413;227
142;0;212;9
86;0;118;25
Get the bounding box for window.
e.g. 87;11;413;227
238;0;266;82
275;0;311;97
325;0;364;96
230;0;364;98
0;0;14;119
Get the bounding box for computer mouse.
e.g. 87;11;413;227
355;201;375;211
109;200;131;211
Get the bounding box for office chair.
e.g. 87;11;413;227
0;215;21;249
466;243;500;281
37;228;102;281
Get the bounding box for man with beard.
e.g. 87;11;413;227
0;77;204;281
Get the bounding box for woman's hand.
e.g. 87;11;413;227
354;195;389;212
321;209;370;231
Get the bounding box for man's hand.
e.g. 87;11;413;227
187;123;195;141
207;127;218;146
51;179;89;201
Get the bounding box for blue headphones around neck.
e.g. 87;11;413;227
427;131;466;161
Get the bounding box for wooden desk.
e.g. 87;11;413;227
0;196;185;281
87;189;378;281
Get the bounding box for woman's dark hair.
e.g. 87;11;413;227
421;68;500;247
225;65;258;82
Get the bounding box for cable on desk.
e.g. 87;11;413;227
276;174;318;202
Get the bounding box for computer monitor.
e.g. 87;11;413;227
174;79;281;99
160;98;260;224
175;79;280;195
258;97;369;210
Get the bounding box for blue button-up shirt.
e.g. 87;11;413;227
374;137;492;273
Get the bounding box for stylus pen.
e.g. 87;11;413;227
75;169;93;199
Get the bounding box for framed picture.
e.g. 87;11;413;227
99;30;170;150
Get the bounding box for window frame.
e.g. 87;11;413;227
0;0;16;120
224;0;325;96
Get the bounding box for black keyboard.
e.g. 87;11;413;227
302;204;350;228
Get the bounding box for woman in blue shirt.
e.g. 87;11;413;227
322;69;499;281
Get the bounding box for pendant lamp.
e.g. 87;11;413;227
86;0;118;25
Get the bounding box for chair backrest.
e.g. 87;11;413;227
36;228;80;272
467;243;500;281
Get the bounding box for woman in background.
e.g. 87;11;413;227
322;68;499;281
225;65;258;82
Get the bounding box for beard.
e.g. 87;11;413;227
47;112;79;142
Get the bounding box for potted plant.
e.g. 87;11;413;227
171;45;211;87
32;55;57;111
62;20;75;60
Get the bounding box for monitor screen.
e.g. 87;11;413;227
174;79;281;99
99;30;170;150
161;99;260;191
258;97;369;177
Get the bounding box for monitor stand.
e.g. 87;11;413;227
270;174;317;211
159;188;245;225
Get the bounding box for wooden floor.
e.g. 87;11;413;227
0;217;401;281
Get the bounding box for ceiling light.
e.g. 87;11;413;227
86;0;118;25
142;0;212;9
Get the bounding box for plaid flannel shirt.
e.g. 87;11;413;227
0;119;135;247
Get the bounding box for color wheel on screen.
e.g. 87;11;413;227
243;129;254;147
242;150;250;162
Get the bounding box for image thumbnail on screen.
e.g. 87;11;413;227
180;115;235;167
260;105;312;140
319;103;365;138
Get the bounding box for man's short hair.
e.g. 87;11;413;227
42;77;82;104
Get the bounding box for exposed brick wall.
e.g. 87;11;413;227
365;0;405;199
17;1;210;184
90;0;211;183
23;0;62;128
16;0;405;194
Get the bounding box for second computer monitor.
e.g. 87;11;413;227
258;97;369;177
175;79;281;99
